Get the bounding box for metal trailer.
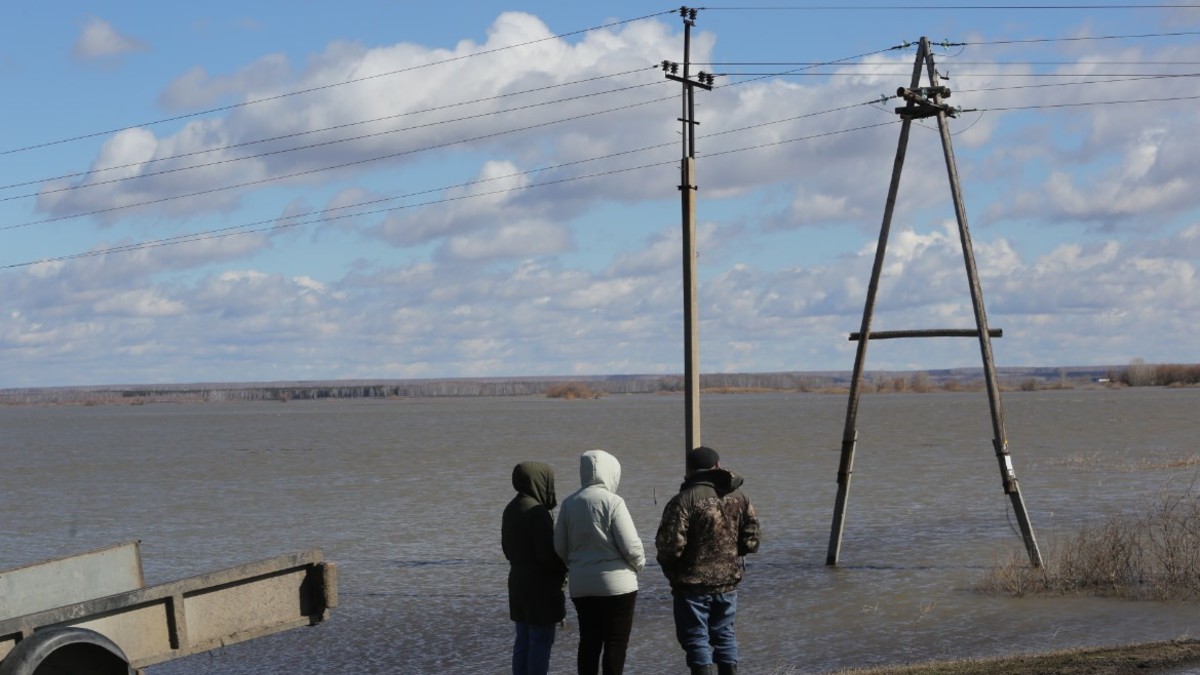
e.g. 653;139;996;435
0;541;337;674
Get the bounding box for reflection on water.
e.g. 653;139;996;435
1;388;1198;674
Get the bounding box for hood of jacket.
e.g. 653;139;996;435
512;461;557;509
681;467;742;496
579;449;621;493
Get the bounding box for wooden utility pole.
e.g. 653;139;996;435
826;37;1043;568
664;7;713;459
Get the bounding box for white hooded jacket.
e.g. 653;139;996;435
553;449;645;598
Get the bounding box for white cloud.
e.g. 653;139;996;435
442;221;570;260
41;12;685;226
7;8;1200;387
72;17;149;62
785;190;863;227
158;55;290;111
609;227;679;277
92;290;186;317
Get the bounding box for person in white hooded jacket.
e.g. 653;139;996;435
554;449;645;675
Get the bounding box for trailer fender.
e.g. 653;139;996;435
0;627;133;675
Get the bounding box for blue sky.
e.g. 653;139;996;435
2;2;1199;388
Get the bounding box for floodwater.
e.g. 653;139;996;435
1;387;1197;674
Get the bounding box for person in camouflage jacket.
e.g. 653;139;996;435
655;446;760;675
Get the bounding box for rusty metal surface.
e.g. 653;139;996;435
0;542;144;623
0;548;335;669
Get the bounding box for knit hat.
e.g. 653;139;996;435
686;446;720;472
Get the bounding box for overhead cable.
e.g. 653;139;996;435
1;121;897;270
1;92;678;231
1;72;666;203
0;9;677;156
0;67;657;193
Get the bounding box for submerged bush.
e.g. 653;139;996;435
1115;360;1200;387
978;482;1200;601
545;382;599;400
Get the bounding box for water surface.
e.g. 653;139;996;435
1;388;1197;673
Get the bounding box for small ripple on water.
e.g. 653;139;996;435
4;390;1199;673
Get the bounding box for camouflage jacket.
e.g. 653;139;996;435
655;468;760;594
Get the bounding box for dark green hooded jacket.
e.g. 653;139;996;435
502;461;568;624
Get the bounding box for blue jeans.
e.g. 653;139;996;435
512;621;556;675
673;591;739;667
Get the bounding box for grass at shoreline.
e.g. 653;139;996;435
814;639;1200;675
977;483;1200;602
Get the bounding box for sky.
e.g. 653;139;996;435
2;2;1199;388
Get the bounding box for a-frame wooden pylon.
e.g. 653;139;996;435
825;37;1043;568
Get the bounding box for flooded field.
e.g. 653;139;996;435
1;387;1197;673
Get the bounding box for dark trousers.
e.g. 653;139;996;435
512;621;556;675
571;591;637;675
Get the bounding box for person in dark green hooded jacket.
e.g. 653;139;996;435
503;461;568;675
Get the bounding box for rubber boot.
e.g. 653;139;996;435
690;664;714;675
716;663;738;675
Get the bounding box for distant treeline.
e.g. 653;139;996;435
1;363;1195;406
1113;361;1200;387
1;373;831;405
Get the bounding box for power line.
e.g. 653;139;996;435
966;30;1200;45
0;37;903;249
1;121;898;270
704;60;1200;66
980;92;1200;112
700;5;1200;9
13;69;912;204
9;30;1199;266
4;39;908;229
722;70;1200;77
12;23;1185;211
717;46;909;88
1;82;1179;236
0;158;672;270
8;77;1197;269
5;140;689;268
1;72;667;204
0;9;677;156
952;72;1200;94
707;30;1200;82
4;59;900;232
0;67;657;193
703;121;900;159
1;92;678;232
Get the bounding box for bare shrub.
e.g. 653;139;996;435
1117;360;1200;387
909;372;933;393
977;480;1200;601
545;382;599;400
1159;363;1200;386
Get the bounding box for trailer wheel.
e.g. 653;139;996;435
0;627;133;675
